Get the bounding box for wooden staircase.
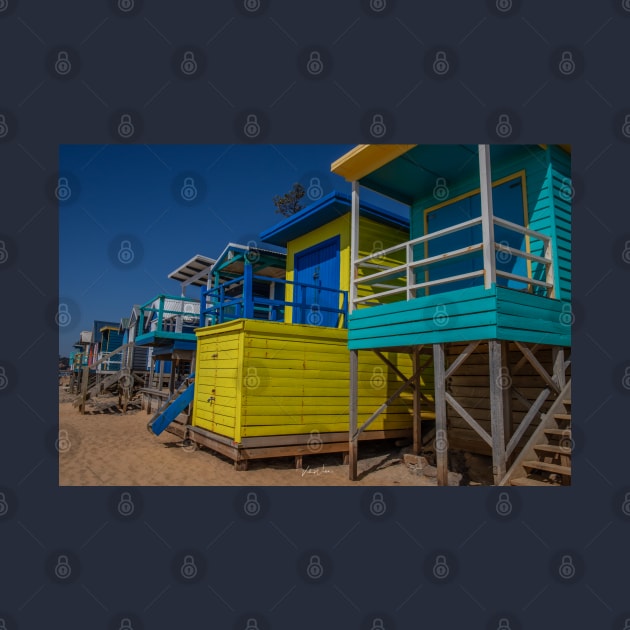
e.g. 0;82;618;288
500;379;571;487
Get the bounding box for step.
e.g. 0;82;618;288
523;460;571;476
553;413;571;422
534;444;571;456
562;399;571;406
544;428;572;438
510;477;561;487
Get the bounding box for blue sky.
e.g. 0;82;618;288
58;144;408;356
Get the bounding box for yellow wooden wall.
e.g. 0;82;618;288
192;320;434;442
283;215;408;326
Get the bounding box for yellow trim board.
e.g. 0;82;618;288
331;144;417;181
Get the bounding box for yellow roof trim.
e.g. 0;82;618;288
538;144;571;154
332;143;572;182
100;325;118;332
331;144;417;182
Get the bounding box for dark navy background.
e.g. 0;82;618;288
1;1;629;628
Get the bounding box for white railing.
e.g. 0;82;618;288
352;215;554;308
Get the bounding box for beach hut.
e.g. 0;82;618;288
331;144;572;485
160;193;433;469
135;254;215;392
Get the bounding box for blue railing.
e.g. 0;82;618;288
201;266;348;328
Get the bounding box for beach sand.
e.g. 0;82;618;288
59;389;447;487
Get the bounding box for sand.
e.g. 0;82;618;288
59;388;445;487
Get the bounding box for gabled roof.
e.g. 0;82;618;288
259;191;409;247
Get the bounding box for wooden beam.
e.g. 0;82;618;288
412;346;421;455
445;340;480;379
433;343;448;486
552;347;566;390
505;388;551;458
478;144;496;289
374;350;409;383
445;392;492;446
501;340;513;444
349;181;360;314
488;340;507;484
354;369;419;437
349;349;359;480
515;341;560;394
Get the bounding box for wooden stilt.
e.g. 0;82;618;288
412;346;422;455
349;349;359;480
433;343;448;486
488;340;507;484
158;360;164;391
552;346;566;390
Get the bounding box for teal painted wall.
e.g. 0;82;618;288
409;145;570;301
348;146;571;350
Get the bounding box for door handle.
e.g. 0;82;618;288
207;396;215;403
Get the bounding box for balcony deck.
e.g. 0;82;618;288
348;283;570;350
135;294;201;348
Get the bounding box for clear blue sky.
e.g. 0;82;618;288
59;144;408;356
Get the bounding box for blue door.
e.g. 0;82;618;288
293;235;340;327
424;178;527;294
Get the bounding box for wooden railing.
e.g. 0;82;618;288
352;215;554;309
